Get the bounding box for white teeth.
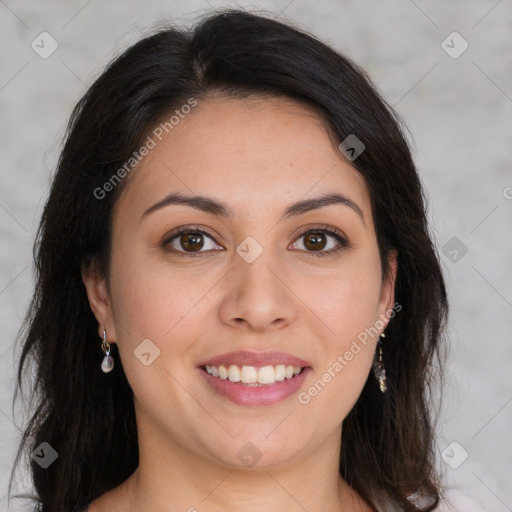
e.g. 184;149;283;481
203;363;304;385
274;364;286;381
240;365;258;384
228;365;241;382
257;366;275;384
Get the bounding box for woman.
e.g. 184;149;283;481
9;8;472;512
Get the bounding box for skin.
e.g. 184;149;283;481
83;95;398;512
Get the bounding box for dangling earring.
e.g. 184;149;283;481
373;332;387;393
100;329;114;373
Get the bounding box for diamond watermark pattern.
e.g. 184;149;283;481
338;134;365;161
442;236;468;263
441;441;469;469
236;236;263;263
237;441;262;467
31;442;58;469
441;32;469;59
134;338;161;366
31;32;59;59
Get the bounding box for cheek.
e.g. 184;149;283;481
297;269;381;413
297;345;374;429
295;254;381;414
108;237;208;341
308;254;383;341
107;252;204;412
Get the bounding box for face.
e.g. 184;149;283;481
83;95;397;471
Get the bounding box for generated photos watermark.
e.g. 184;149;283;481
297;301;402;405
93;97;198;200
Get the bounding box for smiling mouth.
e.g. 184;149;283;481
201;364;304;386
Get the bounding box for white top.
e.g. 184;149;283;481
435;489;488;511
374;488;488;512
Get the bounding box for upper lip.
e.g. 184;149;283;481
197;351;312;368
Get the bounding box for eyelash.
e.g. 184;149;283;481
161;224;349;258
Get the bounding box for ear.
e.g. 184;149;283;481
377;248;398;329
81;262;118;343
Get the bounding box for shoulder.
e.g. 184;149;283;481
435;488;488;512
375;488;488;512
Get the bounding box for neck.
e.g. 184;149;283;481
107;419;373;512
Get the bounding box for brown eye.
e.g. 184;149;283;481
302;232;327;251
291;227;348;257
162;227;222;256
180;233;205;252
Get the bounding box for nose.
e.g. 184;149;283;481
218;249;299;333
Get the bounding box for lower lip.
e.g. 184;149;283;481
198;367;311;406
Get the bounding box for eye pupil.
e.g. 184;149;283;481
304;232;326;251
181;233;204;252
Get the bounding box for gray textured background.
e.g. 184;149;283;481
1;1;511;510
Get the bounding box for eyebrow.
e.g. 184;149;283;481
140;192;365;225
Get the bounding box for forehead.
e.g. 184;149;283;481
115;95;371;224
